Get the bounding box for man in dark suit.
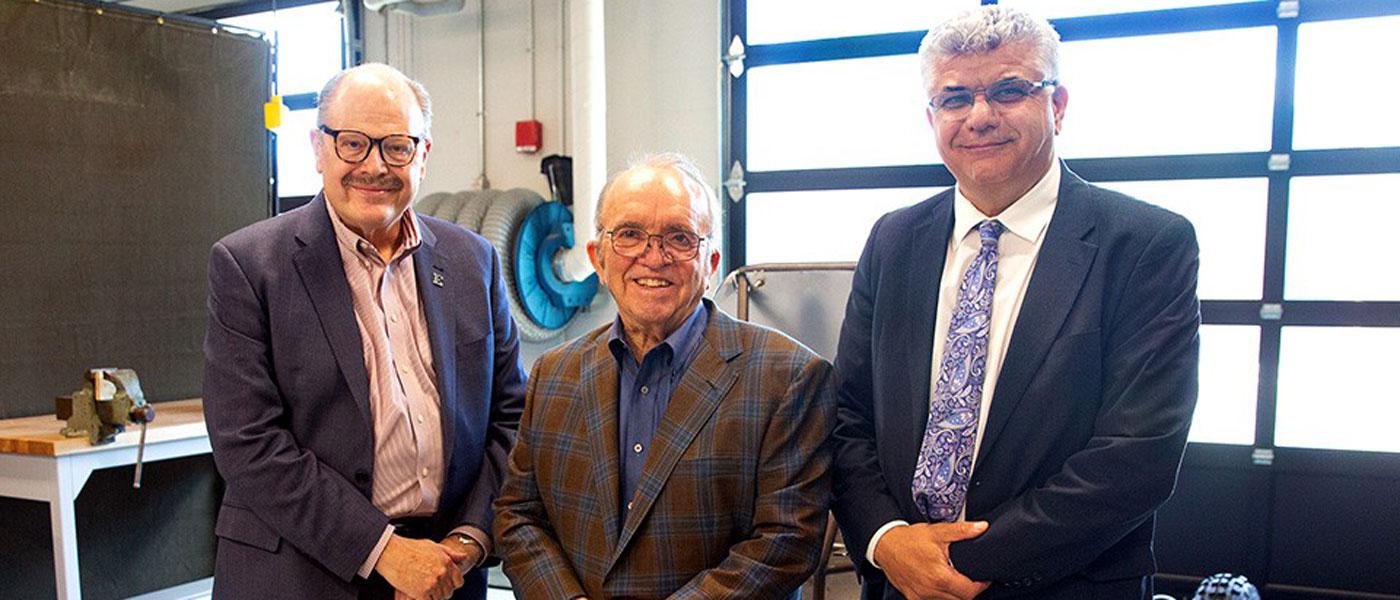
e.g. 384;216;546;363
495;154;835;599
203;63;525;600
831;6;1200;600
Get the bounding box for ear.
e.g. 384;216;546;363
310;127;327;174
587;239;604;276
1050;84;1068;135
925;103;938;131
702;246;722;292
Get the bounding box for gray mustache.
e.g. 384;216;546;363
343;174;404;190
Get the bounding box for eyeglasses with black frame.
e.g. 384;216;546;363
318;124;422;167
603;227;707;260
929;78;1057;114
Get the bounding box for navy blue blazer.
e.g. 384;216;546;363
832;164;1200;599
202;195;526;599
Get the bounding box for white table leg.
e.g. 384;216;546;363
51;456;96;600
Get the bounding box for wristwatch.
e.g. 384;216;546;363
452;533;483;567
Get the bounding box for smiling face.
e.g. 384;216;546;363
587;165;721;344
312;68;431;247
926;41;1067;213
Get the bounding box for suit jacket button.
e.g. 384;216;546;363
355;470;370;483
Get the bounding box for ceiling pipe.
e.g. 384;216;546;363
554;0;602;283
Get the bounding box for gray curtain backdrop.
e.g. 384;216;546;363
0;0;271;420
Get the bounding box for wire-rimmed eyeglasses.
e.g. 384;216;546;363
929;78;1057;115
603;227;707;260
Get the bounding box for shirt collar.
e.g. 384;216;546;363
951;159;1060;245
608;301;709;370
325;193;423;263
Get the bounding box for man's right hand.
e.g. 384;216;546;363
873;521;990;600
376;534;470;600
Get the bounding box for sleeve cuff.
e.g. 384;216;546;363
866;520;911;569
358;525;396;579
449;525;492;569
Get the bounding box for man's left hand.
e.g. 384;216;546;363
874;521;991;600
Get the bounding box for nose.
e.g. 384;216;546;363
635;237;674;267
357;143;391;174
963;94;1000;132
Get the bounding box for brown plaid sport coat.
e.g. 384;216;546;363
495;302;835;599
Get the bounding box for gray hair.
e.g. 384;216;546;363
594;152;721;237
919;6;1061;98
317;63;433;137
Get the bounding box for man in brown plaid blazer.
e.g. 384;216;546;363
495;153;836;599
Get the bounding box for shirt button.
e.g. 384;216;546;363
627;501;634;511
416;414;424;424
640;385;649;395
390;314;399;324
421;467;429;477
633;443;643;454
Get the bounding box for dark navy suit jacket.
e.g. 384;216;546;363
832;164;1200;599
202;195;526;599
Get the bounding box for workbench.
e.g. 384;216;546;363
0;399;213;599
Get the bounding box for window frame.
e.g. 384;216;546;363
194;0;361;212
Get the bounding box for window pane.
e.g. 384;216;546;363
999;0;1246;19
1294;16;1400;150
746;0;977;45
1277;327;1400;453
1190;325;1259;445
1056;27;1275;158
747;55;938;171
746;187;943;263
1095;179;1267;300
1285;174;1400;301
220;2;343;96
275;109;321;198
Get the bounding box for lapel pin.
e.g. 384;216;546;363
432;272;445;287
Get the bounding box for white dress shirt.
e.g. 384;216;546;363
866;162;1061;568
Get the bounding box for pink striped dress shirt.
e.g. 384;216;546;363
326;203;487;577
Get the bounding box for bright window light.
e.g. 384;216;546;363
1285;174;1400;301
746;187;944;263
1056;27;1276;158
1277;327;1400;453
746;0;977;45
747;55;938;171
1190;325;1260;445
275;109;321;198
220;2;343;96
1294;15;1400;150
999;0;1247;19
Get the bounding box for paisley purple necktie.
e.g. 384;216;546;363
912;219;1005;522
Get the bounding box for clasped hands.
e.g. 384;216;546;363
873;521;992;600
376;533;484;600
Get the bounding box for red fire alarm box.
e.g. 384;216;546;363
515;120;542;154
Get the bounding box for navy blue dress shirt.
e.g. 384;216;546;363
607;302;709;524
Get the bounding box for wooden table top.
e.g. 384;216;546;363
0;399;206;457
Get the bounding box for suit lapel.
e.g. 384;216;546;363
977;165;1098;464
609;304;741;571
292;195;373;428
412;220;458;466
582;334;624;557
893;194;955;503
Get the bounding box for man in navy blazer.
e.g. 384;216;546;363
203;64;525;600
832;7;1200;600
